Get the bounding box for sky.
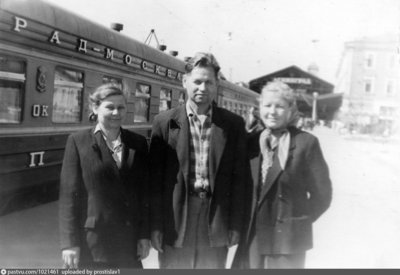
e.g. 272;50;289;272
45;0;400;84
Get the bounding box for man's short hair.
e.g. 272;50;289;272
185;52;220;79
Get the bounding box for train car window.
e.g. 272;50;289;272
178;91;186;105
0;56;25;124
102;76;123;90
159;88;172;112
218;97;223;106
52;67;84;123
134;83;151;123
243;105;248;118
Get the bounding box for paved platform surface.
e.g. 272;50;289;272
1;127;399;268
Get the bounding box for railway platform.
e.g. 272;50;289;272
0;200;61;268
1;126;399;268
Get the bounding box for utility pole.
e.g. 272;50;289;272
227;32;233;81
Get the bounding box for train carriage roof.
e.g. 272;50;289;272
219;79;259;98
1;0;260;105
0;0;185;72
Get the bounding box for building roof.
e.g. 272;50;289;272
249;65;334;94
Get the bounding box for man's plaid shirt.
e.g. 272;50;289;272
186;102;212;192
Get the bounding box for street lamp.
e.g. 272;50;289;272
227;31;233;81
312;92;318;122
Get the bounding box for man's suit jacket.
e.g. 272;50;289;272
59;128;150;267
233;126;332;267
149;104;247;248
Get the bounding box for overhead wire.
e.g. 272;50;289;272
148;0;217;49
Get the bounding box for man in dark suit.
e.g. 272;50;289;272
233;80;332;269
149;52;247;268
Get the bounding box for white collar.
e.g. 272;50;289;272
186;101;212;118
94;124;122;151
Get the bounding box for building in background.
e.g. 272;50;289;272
335;34;400;136
249;65;342;127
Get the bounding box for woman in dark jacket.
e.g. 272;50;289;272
59;84;150;268
234;81;332;269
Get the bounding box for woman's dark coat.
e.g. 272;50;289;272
233;127;332;268
59;128;150;268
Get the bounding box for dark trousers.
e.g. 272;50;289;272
78;223;142;269
248;232;306;269
159;195;228;269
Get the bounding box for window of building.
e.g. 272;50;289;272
379;106;396;117
363;78;374;94
0;55;25;124
386;79;395;96
134;83;151;123
159;88;172;112
52;67;84;123
364;52;375;68
178;91;186;105
388;54;396;69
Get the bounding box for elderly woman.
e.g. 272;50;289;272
234;81;332;269
59;84;150;268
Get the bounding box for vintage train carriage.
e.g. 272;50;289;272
0;0;187;214
218;80;259;119
0;0;258;215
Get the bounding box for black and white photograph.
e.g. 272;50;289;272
0;0;399;270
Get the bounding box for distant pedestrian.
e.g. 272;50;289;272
233;80;332;269
245;106;263;133
296;113;305;130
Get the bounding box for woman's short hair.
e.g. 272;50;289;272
184;52;220;79
261;81;297;107
88;84;126;122
261;80;299;126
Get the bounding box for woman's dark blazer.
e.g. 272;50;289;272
233;126;332;267
59;127;150;268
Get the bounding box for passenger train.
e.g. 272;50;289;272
0;0;259;215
